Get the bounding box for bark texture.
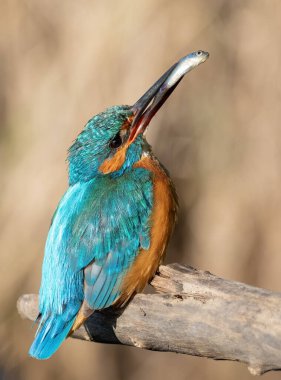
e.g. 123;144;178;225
17;264;281;375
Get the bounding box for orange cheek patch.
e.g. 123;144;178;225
99;116;134;175
99;143;129;174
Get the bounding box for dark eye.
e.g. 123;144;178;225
197;50;202;56
109;132;122;149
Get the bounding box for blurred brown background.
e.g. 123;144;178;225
1;0;281;379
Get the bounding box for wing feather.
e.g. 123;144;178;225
73;167;153;310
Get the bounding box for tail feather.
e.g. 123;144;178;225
29;303;80;360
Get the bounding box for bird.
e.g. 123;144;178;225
29;50;209;360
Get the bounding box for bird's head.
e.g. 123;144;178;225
68;50;209;185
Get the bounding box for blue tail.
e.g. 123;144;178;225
29;303;80;360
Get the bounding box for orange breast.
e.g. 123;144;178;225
114;155;178;306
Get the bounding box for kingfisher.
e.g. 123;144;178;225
29;50;209;359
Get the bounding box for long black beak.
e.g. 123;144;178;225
129;50;209;142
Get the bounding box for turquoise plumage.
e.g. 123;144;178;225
29;51;209;360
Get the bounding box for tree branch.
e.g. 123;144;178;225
17;264;281;375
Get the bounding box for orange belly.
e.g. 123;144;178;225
114;155;178;306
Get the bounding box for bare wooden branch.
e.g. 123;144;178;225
17;264;281;375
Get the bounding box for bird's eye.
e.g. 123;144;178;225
109;132;122;149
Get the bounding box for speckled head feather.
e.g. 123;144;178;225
68;105;147;185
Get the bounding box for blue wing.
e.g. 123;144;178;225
31;166;153;359
69;167;153;310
